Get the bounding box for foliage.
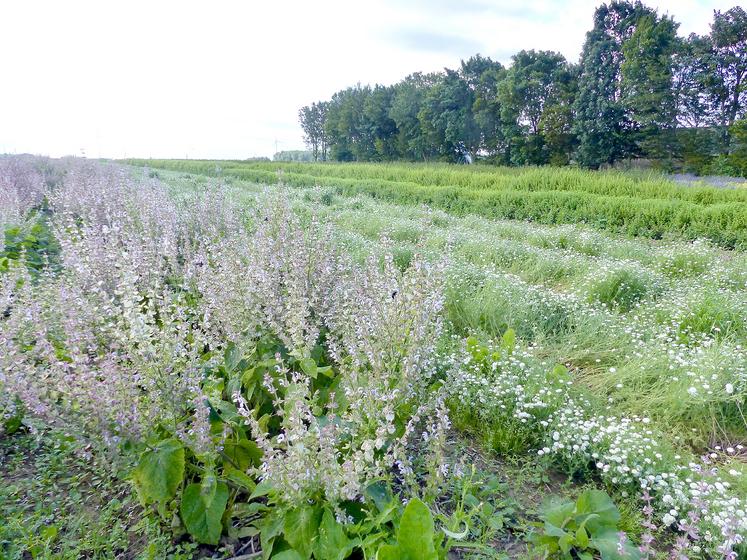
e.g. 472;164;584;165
530;489;640;560
131;159;747;249
4;156;747;559
298;103;330;161
377;498;442;560
0;431;194;560
293;3;747;174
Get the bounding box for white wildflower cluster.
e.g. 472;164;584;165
447;338;747;552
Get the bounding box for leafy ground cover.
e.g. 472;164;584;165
1;157;746;559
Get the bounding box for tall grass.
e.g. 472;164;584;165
126;160;747;248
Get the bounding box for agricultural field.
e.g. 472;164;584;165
1;156;746;559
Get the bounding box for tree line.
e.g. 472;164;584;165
299;1;747;174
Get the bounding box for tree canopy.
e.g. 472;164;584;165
298;2;747;175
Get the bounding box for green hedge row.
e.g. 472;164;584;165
126;160;747;249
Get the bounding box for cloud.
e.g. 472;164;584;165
0;0;734;158
386;29;483;55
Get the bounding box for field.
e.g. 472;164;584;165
1;156;746;559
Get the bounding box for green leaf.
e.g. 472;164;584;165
223;439;263;470
576;525;590;549
284;504;323;559
366;481;394;513
180;481;228;545
132;439;185;503
224;342;242;372
591;529;641;560
231;501;270;519
543;521;569;538
224;466;256;492
250;481;274;500
376;544;401;560
300;357;317;378
315;508;354;560
398;498;438;560
558;534;573;555
200;471;218;508
260;511;285;559
542;501;575;528
272;551;304;560
576;490;619;530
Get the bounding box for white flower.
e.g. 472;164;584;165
725;383;734;394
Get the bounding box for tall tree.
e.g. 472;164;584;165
298;102;327;161
325;85;375;161
621;13;679;159
418;69;479;161
363;85;398;160
573;1;657;168
389;72;441;160
706;7;747;128
460;55;507;160
499;50;576;165
673;33;712;128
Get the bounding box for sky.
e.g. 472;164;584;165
0;0;737;159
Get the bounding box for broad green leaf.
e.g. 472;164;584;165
231;501;270;519
300;357;318;378
592;529;642;560
260;511;285;559
543;501;574;528
224;342;242;372
315;508;353;560
575;525;589;549
398;498;438;560
543;521;568;538
576;490;619;530
132;439;184;503
224;466;256;492
200;471;217;508
180;481;228;545
223;439;263;470
250;481;274;500
272;551;304;560
558;534;573;554
365;481;394;513
376;544;401;560
284;504;323;559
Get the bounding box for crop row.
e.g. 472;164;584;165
129;160;747;249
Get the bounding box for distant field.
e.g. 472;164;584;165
128;159;747;249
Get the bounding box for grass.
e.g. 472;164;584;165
0;430;194;560
127;160;747;248
4;160;746;557
154;168;747;450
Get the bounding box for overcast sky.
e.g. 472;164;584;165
0;0;736;159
